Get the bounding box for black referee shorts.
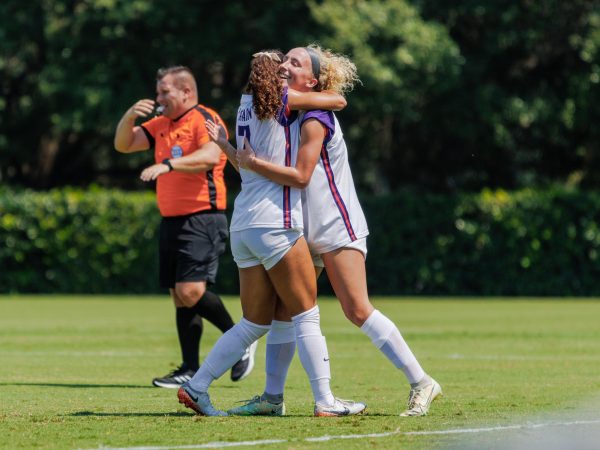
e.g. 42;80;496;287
159;211;228;289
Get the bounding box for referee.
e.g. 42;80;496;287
114;66;256;388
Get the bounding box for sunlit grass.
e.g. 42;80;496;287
0;296;599;449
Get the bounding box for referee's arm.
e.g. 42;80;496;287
168;142;222;173
114;99;153;153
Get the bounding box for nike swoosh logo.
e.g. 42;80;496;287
323;358;330;362
186;390;198;402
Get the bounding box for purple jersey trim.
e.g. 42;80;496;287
301;110;335;145
319;138;357;241
277;86;298;127
282;123;292;229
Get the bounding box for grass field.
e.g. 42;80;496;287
1;296;599;450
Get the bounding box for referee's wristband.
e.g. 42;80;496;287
162;158;173;172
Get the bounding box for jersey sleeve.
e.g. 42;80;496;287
301;110;335;143
141;116;161;147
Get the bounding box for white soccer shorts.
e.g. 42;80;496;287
231;227;303;270
311;237;368;268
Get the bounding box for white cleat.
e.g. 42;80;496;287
400;378;442;417
177;384;227;417
314;398;367;417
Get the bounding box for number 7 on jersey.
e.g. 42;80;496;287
237;125;251;146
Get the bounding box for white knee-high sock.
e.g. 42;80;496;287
264;320;296;398
188;318;270;392
360;309;425;384
292;305;335;407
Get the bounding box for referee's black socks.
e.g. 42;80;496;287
176;307;203;371
192;291;235;334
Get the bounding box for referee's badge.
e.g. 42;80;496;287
171;145;183;158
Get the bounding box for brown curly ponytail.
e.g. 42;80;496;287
243;50;285;120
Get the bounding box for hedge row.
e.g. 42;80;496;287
2;186;600;295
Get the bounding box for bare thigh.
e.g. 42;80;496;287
273;264;324;321
322;248;374;326
267;236;317;317
239;265;277;325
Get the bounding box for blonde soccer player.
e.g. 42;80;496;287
227;45;442;417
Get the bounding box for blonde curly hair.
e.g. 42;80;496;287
306;44;360;95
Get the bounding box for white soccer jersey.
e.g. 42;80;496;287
299;110;369;255
230;90;303;232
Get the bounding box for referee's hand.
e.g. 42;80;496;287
206;120;228;149
140;162;170;181
126;99;155;120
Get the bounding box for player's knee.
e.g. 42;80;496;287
342;305;371;327
175;285;205;307
172;295;186;307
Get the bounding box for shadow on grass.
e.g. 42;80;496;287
69;411;388;418
69;411;192;417
0;382;152;389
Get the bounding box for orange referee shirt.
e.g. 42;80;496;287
141;104;228;217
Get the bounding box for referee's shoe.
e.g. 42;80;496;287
152;364;195;389
152;342;258;388
230;341;258;382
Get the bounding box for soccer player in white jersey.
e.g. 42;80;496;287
230;45;442;417
177;50;366;417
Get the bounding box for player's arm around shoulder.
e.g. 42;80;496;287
287;89;346;111
114;99;154;153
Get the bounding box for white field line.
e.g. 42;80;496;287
5;350;599;361
0;350;151;357
446;353;600;361
86;419;600;450
330;353;600;361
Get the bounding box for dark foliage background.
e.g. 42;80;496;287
2;1;599;295
2;0;598;192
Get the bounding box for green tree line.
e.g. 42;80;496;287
1;0;599;192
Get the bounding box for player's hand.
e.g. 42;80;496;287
237;138;256;170
206;120;228;148
140;162;170;181
126;99;155;120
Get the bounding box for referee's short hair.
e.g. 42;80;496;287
156;66;197;92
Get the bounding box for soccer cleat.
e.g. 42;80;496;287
314;398;367;417
230;340;258;382
227;395;286;416
152;365;195;389
177;384;227;417
400;378;442;417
